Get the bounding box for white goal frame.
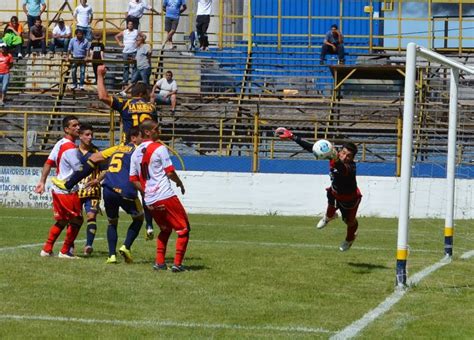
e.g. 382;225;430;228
396;43;474;287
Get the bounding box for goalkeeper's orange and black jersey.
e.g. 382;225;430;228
109;96;157;142
329;159;357;196
78;146;103;199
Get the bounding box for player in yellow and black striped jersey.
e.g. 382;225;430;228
77;124;106;256
96;64;157;143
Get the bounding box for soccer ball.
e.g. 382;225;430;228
312;139;334;159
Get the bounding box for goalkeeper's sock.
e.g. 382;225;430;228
123;219;143;249
346;220;359;242
174;233;189;267
156;230;171;265
85;218;97;246
107;224;118;256
65;159;97;190
326;204;337;219
43;223;65;253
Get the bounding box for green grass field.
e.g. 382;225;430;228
0;207;473;338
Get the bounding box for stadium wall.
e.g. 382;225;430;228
1;166;473;219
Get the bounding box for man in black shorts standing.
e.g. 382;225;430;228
162;0;187;50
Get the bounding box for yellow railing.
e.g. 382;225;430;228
0;109;451;172
1;0;474;52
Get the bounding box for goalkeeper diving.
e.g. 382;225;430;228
275;127;362;251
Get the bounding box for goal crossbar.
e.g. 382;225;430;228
396;43;474;287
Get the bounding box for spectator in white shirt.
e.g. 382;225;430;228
74;0;93;42
196;0;212;50
126;0;158;30
115;20;139;85
49;18;71;53
152;70;178;114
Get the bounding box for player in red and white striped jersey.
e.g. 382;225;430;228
34;115;84;259
129;119;189;272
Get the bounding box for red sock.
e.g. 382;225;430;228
326;205;337;218
346;220;359;242
60;224;81;254
174;234;189;266
43;223;65;253
156;230;171;265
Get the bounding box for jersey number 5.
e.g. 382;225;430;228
109;153;125;173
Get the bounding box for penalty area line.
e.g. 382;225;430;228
330;249;473;340
0;314;333;335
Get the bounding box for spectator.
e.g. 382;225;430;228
3;16;25;58
67;29;91;90
120;34;152;96
0;42;14;106
89;32;104;84
74;0;94;42
49;18;71;53
126;0;157;30
115;20;139;86
320;24;345;65
26;18;46;56
22;0;46;29
196;0;212;51
152;70;178;114
162;0;187;50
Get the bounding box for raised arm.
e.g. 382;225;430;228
275;127;313;153
96;65;111;104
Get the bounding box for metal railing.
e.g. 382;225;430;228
1;0;474;53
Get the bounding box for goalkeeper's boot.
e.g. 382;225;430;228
145;226;154;241
153;263;168;271
106;254;118;264
316;213;338;229
51;176;67;190
119;245;133;263
339;240;354;252
171;264;186;273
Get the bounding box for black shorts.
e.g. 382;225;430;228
165;17;180;32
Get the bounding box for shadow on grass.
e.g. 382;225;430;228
347;262;389;273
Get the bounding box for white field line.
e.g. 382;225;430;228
191;239;440;253
0;238;439;254
460;250;474;259
330;251;474;340
0;314;332;335
0;238;103;252
1;215;473;237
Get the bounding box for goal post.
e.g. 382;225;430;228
396;43;474;287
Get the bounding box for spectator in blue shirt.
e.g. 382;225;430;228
320;24;345;65
22;0;46;29
162;0;187;50
67;29;91;90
